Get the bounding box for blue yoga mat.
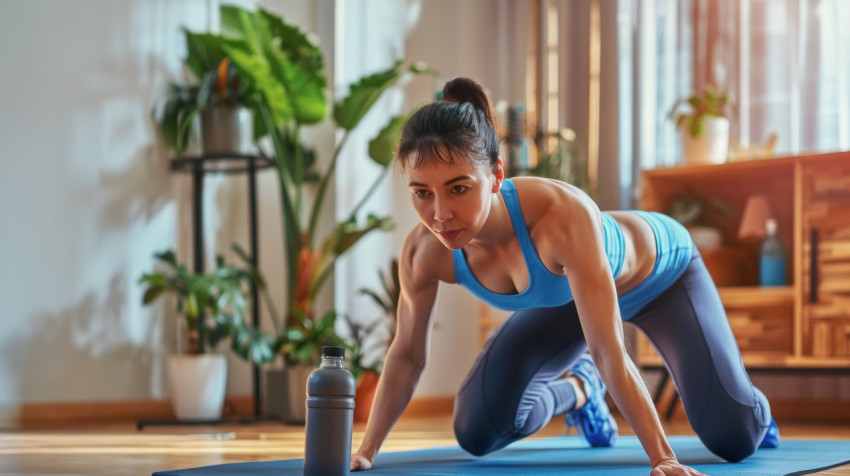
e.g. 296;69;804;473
154;435;850;475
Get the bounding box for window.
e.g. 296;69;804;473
627;0;850;172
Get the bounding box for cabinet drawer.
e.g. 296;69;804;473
810;319;850;357
803;162;850;202
725;304;793;355
634;290;794;365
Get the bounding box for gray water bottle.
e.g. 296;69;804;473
304;346;355;476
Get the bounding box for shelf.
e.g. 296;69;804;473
638;352;850;371
643;151;850;180
716;286;795;307
643;156;796;180
170;153;275;175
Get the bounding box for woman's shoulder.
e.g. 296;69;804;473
401;223;456;284
510;176;593;222
509;178;603;270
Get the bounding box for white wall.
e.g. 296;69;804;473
0;0;210;413
0;0;331;418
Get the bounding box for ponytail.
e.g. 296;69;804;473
397;77;500;171
442;77;497;132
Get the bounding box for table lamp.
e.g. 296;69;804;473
738;194;785;285
738;194;774;240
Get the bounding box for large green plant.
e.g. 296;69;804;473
185;5;436;366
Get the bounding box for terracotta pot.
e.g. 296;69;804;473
354;371;380;423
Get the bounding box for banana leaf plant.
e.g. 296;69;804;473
186;5;437;366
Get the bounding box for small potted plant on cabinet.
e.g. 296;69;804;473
139;250;257;420
667;193;755;286
670;85;734;165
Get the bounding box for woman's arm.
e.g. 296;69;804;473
558;197;699;474
352;230;441;470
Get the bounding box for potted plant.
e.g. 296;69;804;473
264;309;349;424
528;128;591;196
180;5;437;423
667;192;736;247
667;193;754;286
669;85;734;165
152;43;256;156
138;250;257;420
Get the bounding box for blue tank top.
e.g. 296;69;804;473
452;179;625;311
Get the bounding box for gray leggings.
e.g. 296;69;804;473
453;249;771;462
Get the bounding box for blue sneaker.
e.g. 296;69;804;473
759;416;780;449
564;354;618;447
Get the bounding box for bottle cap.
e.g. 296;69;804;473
322;346;345;358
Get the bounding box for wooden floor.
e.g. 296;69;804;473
1;415;849;476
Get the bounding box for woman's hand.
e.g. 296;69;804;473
350;453;373;471
650;459;706;476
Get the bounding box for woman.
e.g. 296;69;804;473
351;77;778;474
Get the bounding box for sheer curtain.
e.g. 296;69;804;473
619;0;850;204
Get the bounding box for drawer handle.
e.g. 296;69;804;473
810;227;819;303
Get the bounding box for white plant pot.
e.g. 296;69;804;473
689;226;723;250
681;116;730;165
167;354;227;420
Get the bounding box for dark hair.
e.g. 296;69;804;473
396;77;500;171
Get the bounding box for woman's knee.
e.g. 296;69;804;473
696;393;770;462
698;425;759;462
452;407;503;456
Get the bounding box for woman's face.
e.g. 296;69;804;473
404;153;502;250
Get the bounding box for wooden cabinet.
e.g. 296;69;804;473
637;151;850;369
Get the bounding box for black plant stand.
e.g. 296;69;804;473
137;153;276;430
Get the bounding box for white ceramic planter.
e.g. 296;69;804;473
689;226;723;250
167;354;227;420
681;116;730;165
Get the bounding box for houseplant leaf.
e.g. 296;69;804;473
155;83;197;151
368;115;408;167
218;6;327;128
257;7;327;125
141;282;167;305
183;31;231;80
358;289;391;315
220;5;258;48
333;61;404;130
221;38;295;129
330;215;394;256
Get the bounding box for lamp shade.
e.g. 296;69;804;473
738;195;774;239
